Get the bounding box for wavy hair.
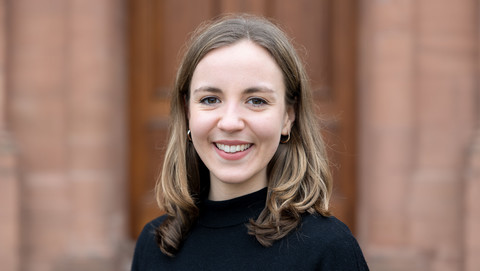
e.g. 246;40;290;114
155;14;332;257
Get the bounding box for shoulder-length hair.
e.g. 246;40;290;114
155;14;332;257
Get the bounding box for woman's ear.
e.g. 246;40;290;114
282;105;296;135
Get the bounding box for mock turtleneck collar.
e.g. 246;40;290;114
197;187;268;228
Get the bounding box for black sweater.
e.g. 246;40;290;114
132;188;369;270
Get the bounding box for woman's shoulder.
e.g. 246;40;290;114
297;213;369;269
135;215;167;248
135;215;167;246
131;215;167;270
140;215;168;234
134;215;168;254
299;213;359;247
301;213;353;237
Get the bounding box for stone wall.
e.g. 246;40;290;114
0;0;129;270
358;0;479;270
0;0;20;270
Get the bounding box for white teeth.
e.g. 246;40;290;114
215;143;252;153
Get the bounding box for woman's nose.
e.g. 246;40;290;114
217;103;245;132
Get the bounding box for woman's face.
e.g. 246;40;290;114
188;40;295;200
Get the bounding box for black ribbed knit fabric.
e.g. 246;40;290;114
131;188;369;270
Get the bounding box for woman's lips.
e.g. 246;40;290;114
213;141;253;160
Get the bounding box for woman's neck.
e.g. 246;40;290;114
208;174;267;201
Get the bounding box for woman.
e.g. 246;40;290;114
132;14;368;270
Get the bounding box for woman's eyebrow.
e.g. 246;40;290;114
192;86;222;95
243;86;275;94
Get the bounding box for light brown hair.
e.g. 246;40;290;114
155;14;332;257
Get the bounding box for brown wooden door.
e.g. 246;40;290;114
128;0;357;238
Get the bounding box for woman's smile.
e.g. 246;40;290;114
213;141;254;161
215;143;252;153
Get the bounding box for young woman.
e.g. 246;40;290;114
132;14;369;270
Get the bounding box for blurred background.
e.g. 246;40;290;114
0;0;479;270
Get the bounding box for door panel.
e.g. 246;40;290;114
129;0;357;238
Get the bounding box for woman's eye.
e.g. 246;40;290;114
200;97;220;105
247;97;267;106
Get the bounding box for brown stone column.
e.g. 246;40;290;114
0;1;20;270
464;3;480;270
9;1;71;270
359;0;478;270
358;0;419;268
464;127;480;271
64;0;128;268
8;0;128;270
409;1;477;270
